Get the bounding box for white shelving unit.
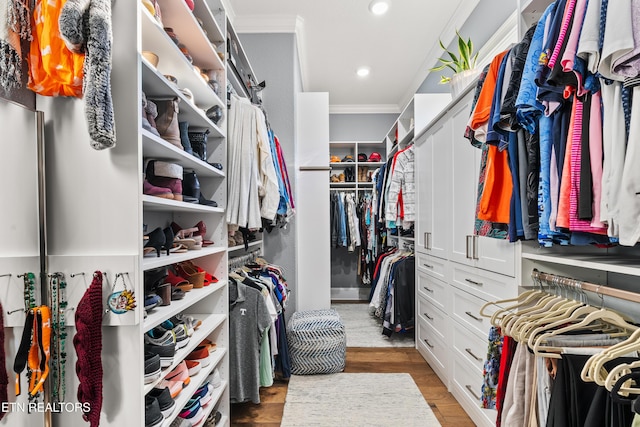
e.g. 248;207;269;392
329;141;386;193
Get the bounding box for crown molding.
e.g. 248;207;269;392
329;104;401;115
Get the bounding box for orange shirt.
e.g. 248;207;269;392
469;50;510;135
478;144;513;224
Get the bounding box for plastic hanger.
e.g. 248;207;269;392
500;294;566;337
582;328;640;385
480;290;548;328
532;308;639;358
605;360;640;393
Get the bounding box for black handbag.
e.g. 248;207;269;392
188;129;210;161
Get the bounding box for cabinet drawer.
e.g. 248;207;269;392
417;295;448;339
453;319;488;373
416;320;449;385
451;287;491;338
417;269;449;312
451;354;497;427
451;263;517;302
416;252;447;281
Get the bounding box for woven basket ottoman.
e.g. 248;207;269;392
287;309;346;375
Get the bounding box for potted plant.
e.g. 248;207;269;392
430;31;479;98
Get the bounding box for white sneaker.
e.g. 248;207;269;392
208;368;221;388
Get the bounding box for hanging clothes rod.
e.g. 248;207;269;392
229;249;261;269
531;269;640;304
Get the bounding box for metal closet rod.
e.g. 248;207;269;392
229;248;261;269
531;269;640;304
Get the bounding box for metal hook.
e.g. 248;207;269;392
7;308;25;315
70;272;85;278
0;274;10;278
17;274;27;278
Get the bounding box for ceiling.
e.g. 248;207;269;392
225;0;490;113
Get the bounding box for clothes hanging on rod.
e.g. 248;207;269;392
228;257;291;404
479;269;640;427
368;247;415;337
465;0;640;246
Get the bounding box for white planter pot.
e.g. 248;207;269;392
450;69;480;99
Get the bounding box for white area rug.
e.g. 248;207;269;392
281;373;441;427
332;303;415;347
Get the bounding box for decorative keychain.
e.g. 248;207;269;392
106;273;136;314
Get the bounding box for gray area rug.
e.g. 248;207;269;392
281;373;441;426
331;303;415;347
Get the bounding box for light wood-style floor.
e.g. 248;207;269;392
231;347;475;426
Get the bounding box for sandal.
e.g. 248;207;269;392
166;270;193;292
175;262;205;288
182;261;218;285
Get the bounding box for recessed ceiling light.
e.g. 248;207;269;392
369;0;389;15
357;67;370;77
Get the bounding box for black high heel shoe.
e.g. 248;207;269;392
144;227;166;257
162;227;175;256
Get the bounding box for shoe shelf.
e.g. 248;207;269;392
192;0;225;46
140;7;222;111
365;161;385;167
201;379;228;425
144;312;227;394
142;130;225;178
358;182;374;186
155;0;225;72
228;240;263;253
143;246;227;271
142;195;224;213
329;183;356;188
141;59;225;137
144;279;227;332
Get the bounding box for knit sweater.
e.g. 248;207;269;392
386;145;415;228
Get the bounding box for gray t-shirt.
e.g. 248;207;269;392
229;278;272;403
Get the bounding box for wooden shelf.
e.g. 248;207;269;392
521;252;640;277
141;58;225;135
144;280;227;333
142;129;225;178
143;246;227;271
140;7;221;110
142;195;224;213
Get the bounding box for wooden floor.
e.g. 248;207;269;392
231;347;475;426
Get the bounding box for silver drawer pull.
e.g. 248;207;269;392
465;348;482;362
423;263;434;269
465;385;481;401
423;339;434;348
423;286;434;293
423;312;434;320
465;278;483;286
465;311;482;322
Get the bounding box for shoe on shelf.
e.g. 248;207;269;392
143;180;174;200
166;361;191;387
156;323;189;349
186;347;210;367
144;352;161;384
203;410;222;427
146;160;184;201
171;287;185;300
148;387;176;418
338;173;345;182
165;270;193;292
145;396;164;427
171;314;202;336
185;359;201;376
142;92;160;137
143;227;166;258
169;416;192;427
197;338;216;353
153;98;182;149
210;162;223;170
145;343;176;368
182;170;201;203
179;121;194;156
175;262;206;289
192;382;213;406
208;368;221;389
180;260;217;286
179;397;205;426
144;293;162;311
145;329;176;348
193;220;214;246
198;193;218;207
159;379;183;399
162;227;175;257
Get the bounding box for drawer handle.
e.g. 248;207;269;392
423;286;434;293
465;385;481;401
465;278;483;286
423;312;434;320
423;263;434;269
424;339;434;348
465;348;483;362
465;311;483;322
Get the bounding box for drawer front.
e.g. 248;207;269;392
453;320;488;373
416;252;447;281
417;295;448;339
417;269;449;312
416;320;450;385
451;262;517;302
451;354;497;427
452;286;492;338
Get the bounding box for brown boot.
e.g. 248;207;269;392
154;97;182;148
338;173;345;182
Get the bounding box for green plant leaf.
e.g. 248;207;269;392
439;75;451;84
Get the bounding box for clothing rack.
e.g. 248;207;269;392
229;249;261;269
531;269;640;304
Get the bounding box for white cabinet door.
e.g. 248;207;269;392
429;120;452;259
414;133;430;254
475;236;517;277
449;95;478;266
